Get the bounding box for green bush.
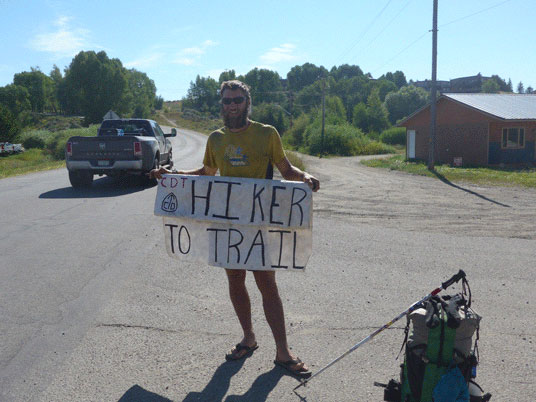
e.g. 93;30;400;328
303;123;395;156
283;113;310;148
45;125;98;160
18;129;54;149
304;124;364;156
380;127;406;145
355;140;395;155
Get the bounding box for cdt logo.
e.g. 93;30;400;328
161;193;178;212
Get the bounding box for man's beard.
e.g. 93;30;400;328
223;107;248;129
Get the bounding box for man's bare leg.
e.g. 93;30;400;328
225;269;257;357
253;270;309;372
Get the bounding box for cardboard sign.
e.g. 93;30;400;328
154;175;313;271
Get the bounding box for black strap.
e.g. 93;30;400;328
396;314;411;360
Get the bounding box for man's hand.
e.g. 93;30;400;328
148;166;172;180
303;172;320;192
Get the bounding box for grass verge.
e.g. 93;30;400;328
0;149;65;179
362;155;536;188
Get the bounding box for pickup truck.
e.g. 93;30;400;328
65;119;176;188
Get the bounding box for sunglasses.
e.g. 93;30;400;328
222;96;246;105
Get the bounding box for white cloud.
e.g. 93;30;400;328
29;16;92;58
260;43;297;64
125;53;164;69
173;57;196;66
182;47;204;55
172;40;218;65
202;40;218;47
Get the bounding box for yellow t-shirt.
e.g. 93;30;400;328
203;121;286;179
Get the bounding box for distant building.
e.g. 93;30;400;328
450;73;492;93
398;93;536;166
414;79;451;93
413;73;493;94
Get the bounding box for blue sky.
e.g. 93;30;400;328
1;0;534;100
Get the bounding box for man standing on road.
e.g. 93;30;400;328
150;80;319;378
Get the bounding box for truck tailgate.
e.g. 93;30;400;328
69;136;138;161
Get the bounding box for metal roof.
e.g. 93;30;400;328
444;93;536;120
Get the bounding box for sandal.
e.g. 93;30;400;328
274;357;312;378
225;342;259;361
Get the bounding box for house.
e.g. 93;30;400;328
398;93;536;166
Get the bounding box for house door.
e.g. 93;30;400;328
407;130;416;159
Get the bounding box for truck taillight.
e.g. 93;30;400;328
134;142;142;156
66;142;72;156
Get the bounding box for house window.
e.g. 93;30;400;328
502;128;525;148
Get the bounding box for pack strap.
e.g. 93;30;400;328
462;276;471;308
396;314;411;360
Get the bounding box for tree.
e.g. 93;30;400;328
13;68;55;113
125;69;157;118
489;75;511;92
481;80;500;93
384;85;429;125
380;70;407;89
244;68;285;105
287;63;328;92
366;90;390;133
517;81;524;94
295;80;324;114
329;64;363;81
218;70;236;84
322;96;347;125
49;65;63;113
0;84;31;116
61;51;129;123
0;104;21;142
154;96;164;110
250;103;288;134
374;79;398;102
393;71;407;88
526;86;534;94
329;75;370;120
507;78;513;92
183;75;220;115
352;102;368;132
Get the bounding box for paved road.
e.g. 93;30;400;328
1;127;534;401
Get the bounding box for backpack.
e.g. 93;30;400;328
376;279;492;402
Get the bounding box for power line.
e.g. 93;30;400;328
372;30;430;74
440;0;512;28
336;0;394;64
370;0;513;77
358;0;414;55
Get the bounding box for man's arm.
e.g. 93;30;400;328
149;165;217;179
275;157;320;192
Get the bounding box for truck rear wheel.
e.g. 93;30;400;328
69;170;94;188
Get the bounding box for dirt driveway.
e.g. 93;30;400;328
300;154;536;240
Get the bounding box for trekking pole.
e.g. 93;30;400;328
293;269;466;391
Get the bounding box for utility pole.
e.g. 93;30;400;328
428;0;438;170
321;79;326;156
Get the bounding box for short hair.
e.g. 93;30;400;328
220;80;252;114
